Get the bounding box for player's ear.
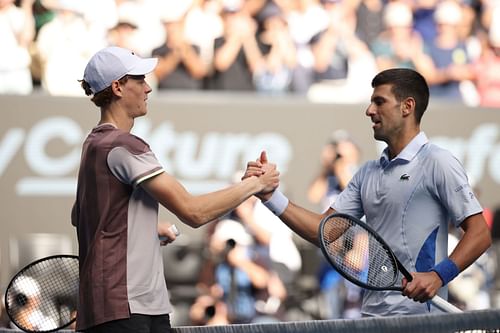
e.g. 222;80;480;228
110;80;122;96
401;97;415;117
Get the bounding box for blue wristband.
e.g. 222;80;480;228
431;258;460;286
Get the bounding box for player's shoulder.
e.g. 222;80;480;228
421;142;464;172
422;142;457;162
113;130;152;154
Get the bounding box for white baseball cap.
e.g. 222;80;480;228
434;0;462;25
83;46;158;94
12;276;41;298
383;1;413;28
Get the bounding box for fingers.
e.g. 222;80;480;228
158;224;180;245
402;272;439;303
259;150;268;164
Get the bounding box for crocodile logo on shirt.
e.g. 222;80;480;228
400;173;410;181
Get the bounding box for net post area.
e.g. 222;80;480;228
1;309;499;333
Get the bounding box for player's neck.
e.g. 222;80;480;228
99;107;134;132
387;128;420;159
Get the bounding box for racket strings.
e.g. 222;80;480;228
322;217;398;288
6;256;79;332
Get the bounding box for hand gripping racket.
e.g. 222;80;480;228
4;255;79;332
318;213;462;313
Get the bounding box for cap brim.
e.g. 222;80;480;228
127;57;158;76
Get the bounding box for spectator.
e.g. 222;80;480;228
370;1;434;73
183;0;224;72
189;294;230;326
422;0;478;104
234;195;302;288
306;130;362;319
307;0;377;103
307;130;361;212
0;0;35;95
286;0;329;93
208;0;264;91
8;276;57;331
207;218;275;323
0;292;10;327
469;18;500;107
355;0;384;48
413;0;440;42
253;2;297;94
36;0;104;96
491;206;500;308
112;0;165;57
448;228;496;310
152;3;208;90
106;2;141;52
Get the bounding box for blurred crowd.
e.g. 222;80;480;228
0;130;499;328
1;0;500;107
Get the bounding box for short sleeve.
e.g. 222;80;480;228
430;150;483;227
107;146;164;187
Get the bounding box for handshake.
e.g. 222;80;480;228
242;151;281;201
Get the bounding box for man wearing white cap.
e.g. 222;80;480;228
73;46;279;332
10;276;57;331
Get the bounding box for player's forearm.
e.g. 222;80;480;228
144;173;264;227
179;177;264;227
278;202;327;246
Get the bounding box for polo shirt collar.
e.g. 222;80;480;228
380;132;428;166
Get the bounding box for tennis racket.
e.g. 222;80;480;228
4;255;79;332
318;213;462;313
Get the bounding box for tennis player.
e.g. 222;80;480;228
245;68;491;316
72;46;279;333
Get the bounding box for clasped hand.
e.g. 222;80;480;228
243;151;280;199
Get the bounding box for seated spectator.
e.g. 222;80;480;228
0;0;35;95
152;3;208;90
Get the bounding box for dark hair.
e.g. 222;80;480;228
371;68;429;123
79;76;130;108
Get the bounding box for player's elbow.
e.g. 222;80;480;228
474;221;493;256
482;228;493;252
178;209;211;228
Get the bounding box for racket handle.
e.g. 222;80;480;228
159;225;180;241
431;295;462;313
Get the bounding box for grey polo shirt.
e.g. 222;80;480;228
332;132;483;316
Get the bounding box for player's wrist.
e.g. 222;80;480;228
262;189;288;216
431;258;460;286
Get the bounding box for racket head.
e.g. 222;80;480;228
318;213;403;291
4;255;79;333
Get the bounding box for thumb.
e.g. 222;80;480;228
259;150;268;164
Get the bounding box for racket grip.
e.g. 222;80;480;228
159;225;180;241
431;295;462;313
